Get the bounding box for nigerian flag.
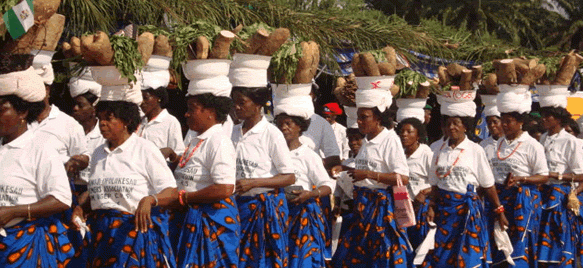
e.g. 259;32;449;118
3;0;34;39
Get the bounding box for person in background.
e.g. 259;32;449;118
429;117;448;152
423;104;432;127
480;105;503;159
321;102;350;161
397;117;433;251
72;100;177;267
524;113;546;141
0;55;74;267
138;87;185;162
565;117;581;138
334;128;363;216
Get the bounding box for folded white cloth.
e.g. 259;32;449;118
355;89;392;112
344;106;358;128
494;222;515;266
497;90;532;114
31;50;56;85
273;84;312;98
229;54;271;87
537;85;569;108
187;76;232;97
69;67;102;100
100;83;143;104
331;216;343;256
355;76;395;91
142;69;170;90
481;95;500;117
0;67;46;102
396;98;427;123
274;95;314;120
438;90;477;117
183;59;233;97
414;221;437;265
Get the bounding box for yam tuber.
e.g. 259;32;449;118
351;53;366;76
382;45;397;67
293;42;314;84
81;31;114;66
446;63;466;78
378;62;396;76
308;41;320;80
209;30;235;59
521;64;546;85
437;66;449;86
554;53;583;85
244;29;269;54
459;69;473;91
484;73;499;94
195;36;209;59
70;37;82;56
336;77;346;89
257;28;290;56
495;59;517;84
152;35;173;58
232;24;243;35
471;65;482;82
390;84;400;96
360;53;380;76
137;32;155;64
62;42;74;58
33;0;61;26
31;13;65;51
416;81;432;98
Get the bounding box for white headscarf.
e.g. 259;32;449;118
273;83;314;120
229;54;271;88
69;67;102;102
481;95;500;117
184;59;232;97
0;67;46;102
396;98;427;123
142;55;171;90
344;105;358;129
497;90;532;114
31;50;56;85
537;85;569;108
355;89;392;112
437;90;477;117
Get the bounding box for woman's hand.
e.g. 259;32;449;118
235;179;256;195
498;211;509;230
290;190;316;204
70;206;85;231
506;173;522;187
0;207;16;228
135;196;155;233
426;206;435;223
348;169;373;182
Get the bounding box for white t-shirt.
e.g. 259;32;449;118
300;114;341;158
174;124;236;192
353;128;409;189
137;109;185;153
0;130;71;209
183;117;235;149
429;137;446;153
540;129;583;184
29;104;89;164
429;136;495;194
321;122;350;160
489;132;548;184
88;134;177;214
335;158;355;201
78;121;106;185
290;144;335;192
406;144;433;197
479;136;498;161
231;116;295;196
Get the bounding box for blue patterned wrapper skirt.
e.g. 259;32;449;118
331;186;412;268
237;188;289;268
174;196;240;268
0;216;74;268
537;184;576;268
288;198;327;268
407;197;430;251
485;184;541;267
84;208;176;268
422;185;491;268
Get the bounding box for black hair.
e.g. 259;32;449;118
232;86;271;107
500;112;529;123
566;117;581;136
188;93;233;123
77;92;99;105
95;101;141;133
371;107;395;129
442;115;475;136
274;113;311;134
0;95;45;123
540;106;572;126
346;127;364;138
142;87;169;108
396;117;428;144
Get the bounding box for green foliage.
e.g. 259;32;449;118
270;40;304;84
394;69;428;98
110;35;144;82
170;21;221;69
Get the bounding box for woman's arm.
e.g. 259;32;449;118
348;169;409;185
235;174;295;194
483;185;509;228
0;196;69;227
290;185;332;204
508;174;549;186
135;187;177;233
182;184;235;204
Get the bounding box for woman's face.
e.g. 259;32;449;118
445;117;467;141
140;91;160;116
275;116;301;144
0;99;26;139
541;113;561;131
72;96;95;124
97;111;128;142
399;123;419;148
486;116;502;138
357;108;380;136
232;91;261;121
185;97;214;132
347;133;364;155
501;114;523;137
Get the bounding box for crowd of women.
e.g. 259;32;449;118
1;49;583;268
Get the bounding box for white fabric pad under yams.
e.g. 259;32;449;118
183;59;232;97
229;53;271;88
496;85;532;114
91;66;143;104
396;98;427;123
31;50;56;85
0;67;46;101
141;55;171;90
69;67;102;100
536;85;569;108
437;90;477;117
273;83;314;120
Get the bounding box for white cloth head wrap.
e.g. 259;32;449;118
91;66;143;104
229;54;271;88
141;55;171;90
0;67;46;102
437;90;477;117
184;59;232;97
496;88;532;114
273;84;314;120
537;85;569;108
344;105;358;128
355;89;392;112
31;50;56;85
69;67;101;101
481;95;500;117
396;98;427;123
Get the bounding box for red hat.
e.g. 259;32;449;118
323;103;342;115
